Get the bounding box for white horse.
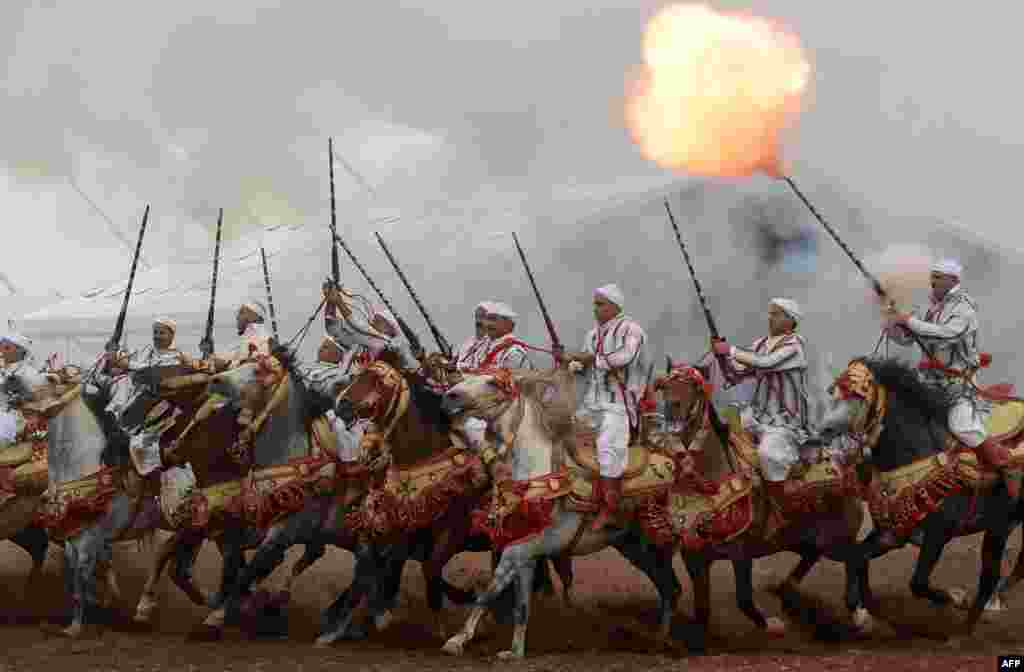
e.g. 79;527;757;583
439;368;681;660
2;363;158;638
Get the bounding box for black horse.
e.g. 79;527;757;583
820;356;1023;636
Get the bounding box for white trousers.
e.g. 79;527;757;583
576;403;629;479
329;412;369;463
463;417;488;451
949;397;988;448
740;407;799;482
756;427;800;482
160;464;198;524
0;410;19;444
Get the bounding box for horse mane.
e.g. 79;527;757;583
403;369;451;433
856;356;955;425
512;368;576;442
856;356;954;468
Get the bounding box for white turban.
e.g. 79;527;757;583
241;301;268;320
931;258;963;277
488;302;518;321
0;332;32;350
153;317;177;332
475;300;497;314
594;284;625;308
372;305;399;332
770;297;803;322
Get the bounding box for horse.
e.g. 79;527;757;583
114;363;268;628
174;347;510;641
312;357;575;647
649;363;869;652
818;356;1024;638
437;367;684;660
0;362;171;638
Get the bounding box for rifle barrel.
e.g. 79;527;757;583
511;232;562;353
373;232;452;358
108;204;150;352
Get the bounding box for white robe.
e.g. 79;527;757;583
575;314;647;478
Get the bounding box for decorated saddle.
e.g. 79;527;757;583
0;415;48;508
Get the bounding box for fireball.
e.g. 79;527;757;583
624;3;811;178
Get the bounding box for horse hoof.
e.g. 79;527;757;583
314;634;336;648
40;621;67;638
442;636;466;656
984;594;1006;615
852;607;874;635
765;617;786;638
497;650;524;661
187;625;223;642
373;610;394;632
947;587;969;609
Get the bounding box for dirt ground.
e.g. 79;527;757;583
0;512;1019;672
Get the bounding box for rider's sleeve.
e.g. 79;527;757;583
731;343;800;370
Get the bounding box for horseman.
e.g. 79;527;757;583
453;302;495;372
322;284;419;371
710;297;812;537
184;301;273;373
563;284;648;531
0;332;38;443
296;333;368;464
884;258;1020;502
479;303;533;370
99;317;183;426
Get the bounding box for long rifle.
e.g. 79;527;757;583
663;198;737;472
510;232;563;363
373;232;453;359
330;231;424;358
327;138;341;301
199;208;223;359
106;204;150;354
259;247;280;345
781;176;935;358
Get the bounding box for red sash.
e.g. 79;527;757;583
481;338;528;368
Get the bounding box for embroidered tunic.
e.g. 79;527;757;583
454;335;491;371
887;285;981;399
578;314;648;426
479;333;532;370
325;295;418;371
725;333;811;441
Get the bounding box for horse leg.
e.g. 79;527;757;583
191;527;247;641
733;557;785;637
443;542;532;656
497;559;537;660
966;528;1010;635
133;531;175;624
909;522;957;607
776;548;821;594
675;553;711;655
9;524;48;621
550;554;575;608
55;528;103;639
315;542;389;646
611;536;680;639
170;532;207;606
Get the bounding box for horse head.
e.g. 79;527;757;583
443;367;574;478
820;357;953;470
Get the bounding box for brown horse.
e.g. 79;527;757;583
642;363;869;653
314;356;575;646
